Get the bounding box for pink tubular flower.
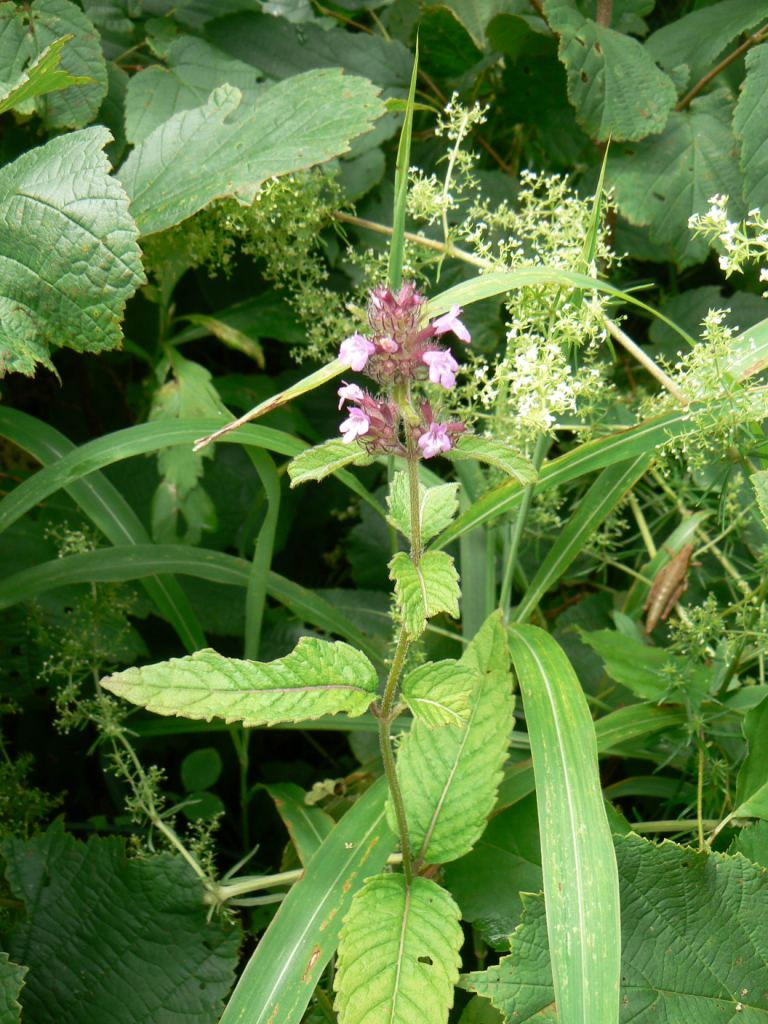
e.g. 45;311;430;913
339;407;370;443
418;422;453;459
337;381;365;410
431;304;471;344
422;348;459;389
339;333;376;372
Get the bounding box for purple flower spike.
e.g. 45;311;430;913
432;305;471;344
340;407;370;443
418;422;453;459
339;333;376;372
422;349;459;389
337;381;365;410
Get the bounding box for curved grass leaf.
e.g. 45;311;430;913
0;126;144;377
389;42;418;291
401;660;475;728
0;35;89;115
395;612;514;864
244;449;280;660
334;874;462;1024
102;637;378;726
390;551;460;638
507;624;620;1024
220;776;395;1024
264;782;334;866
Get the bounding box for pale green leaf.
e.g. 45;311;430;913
446;434;538;484
734;43;768;213
543;0;676;142
401;659;475;728
752;470;768;531
288;438;373;488
734;695;768;820
609;90;744;267
1;824;239;1023
0;126;145;378
0;35;89;116
463;833;768;1022
387;471;459;543
119;70;384;236
180;312;265;367
0;953;26;1024
101;637;379;726
125;34;263;144
389;551;460;638
394;611;514;864
507;624;620;1024
264;781;334;865
334;874;463;1024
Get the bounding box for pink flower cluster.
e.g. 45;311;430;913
336;282;470;459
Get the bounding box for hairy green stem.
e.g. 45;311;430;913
378;627;413;884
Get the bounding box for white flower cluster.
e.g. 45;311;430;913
434;92;488;141
689;195;768;293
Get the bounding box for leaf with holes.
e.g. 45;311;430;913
389;551;460;638
334;874;463;1024
387;472;459;543
401;660;476;728
101;637;378;726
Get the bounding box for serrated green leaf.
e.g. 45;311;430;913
390;551;460;638
543;0;676;142
125;34;263;144
734;42;768;213
0;953;26;1024
731;820;768;869
394;612;514;864
0;0;108;129
119;69;384;236
387;471;459;543
101;637;379;726
401;659;475;728
0;126;145;378
1;824;239;1023
0;35;89;116
334;874;463;1024
752;470;768;530
446;434;538;483
463;833;768;1022
609;90;744;267
734;695;768;820
288;438;373;487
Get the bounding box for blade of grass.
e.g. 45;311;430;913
244;449;281;660
507;624;621;1024
219;776;395;1024
389;40;418;292
0;407;205;652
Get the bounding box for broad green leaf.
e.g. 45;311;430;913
646;0;767;92
181;746;222;791
102;638;378;726
0;126;144;378
387;471;459;544
752;471;768;531
731;820;768;869
436;0;520;50
0;954;26;1024
389;551;461;638
394;612;514;864
125;34;263;144
734;695;768;820
334;874;463;1024
119;70;384;236
543;0;676;142
0;35;89;115
264;782;334;866
609;91;744;267
446;434;538;484
1;824;239;1023
507;624;621;1024
220;777;395;1024
401;659;475;728
463;833;768;1022
288;438;373;488
734;43;768;213
0;0;108;129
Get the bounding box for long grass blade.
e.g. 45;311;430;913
244;449;281;659
388;40;418;292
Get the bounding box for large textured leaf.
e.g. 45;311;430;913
0;954;26;1024
0;36;89;116
334;874;463;1024
101;637;379;726
394;612;514;864
288;438;373;487
734;695;768;820
543;0;676;142
1;825;239;1024
390;551;461;638
609;91;744;267
463;834;768;1022
119;70;384;236
507;624;620;1024
734;43;768;213
387;472;459;544
0;126;144;377
125;34;263;144
401;659;476;728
